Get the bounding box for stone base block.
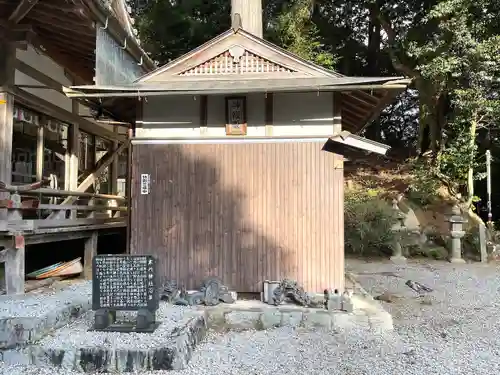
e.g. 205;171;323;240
1;315;207;373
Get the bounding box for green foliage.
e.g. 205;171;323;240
135;0;231;64
344;190;399;256
132;0;500;218
406;159;441;206
266;0;336;69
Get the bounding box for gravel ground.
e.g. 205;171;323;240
37;303;201;350
2;260;500;374
0;281;91;318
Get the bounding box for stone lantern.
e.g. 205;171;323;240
390;199;407;263
447;204;467;263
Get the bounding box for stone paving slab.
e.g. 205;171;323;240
201;292;392;333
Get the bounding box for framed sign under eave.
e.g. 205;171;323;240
225;96;247;136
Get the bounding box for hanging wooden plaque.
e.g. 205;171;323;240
225;96;247;136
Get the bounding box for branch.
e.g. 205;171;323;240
376;10;420;78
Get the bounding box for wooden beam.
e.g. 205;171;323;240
357;91;399;134
48;142;128;216
3;217;125;231
343;92;377;109
26;32;92;83
15;59;65;92
9;0;40;24
83;231;98;280
25;229;123;246
341;105;368;120
29;13;95;36
15;59;123;132
12;86;125;142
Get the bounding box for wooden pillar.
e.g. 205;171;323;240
265;93;273;136
333;92;342;134
70;99;80;191
332;91;344;292
4;244;25;294
110;126;119;195
5;194;25;294
64;123;79;219
36;116;45;181
83;231;98;280
126;128;133;254
199;95;208;135
0;41;16;221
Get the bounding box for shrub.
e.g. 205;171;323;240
344;189;399;256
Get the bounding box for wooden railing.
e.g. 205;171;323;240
0;179;127;233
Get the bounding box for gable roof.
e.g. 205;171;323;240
63;23;411;134
136;27;340;83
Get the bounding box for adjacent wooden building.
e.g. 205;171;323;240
0;0;155;294
65;0;409;293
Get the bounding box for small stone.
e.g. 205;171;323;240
374;292;400;303
419;295;434;305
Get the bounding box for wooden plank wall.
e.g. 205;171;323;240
130;142;344;293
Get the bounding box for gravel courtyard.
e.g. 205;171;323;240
2;259;500;375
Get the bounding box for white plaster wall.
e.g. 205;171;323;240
138;95;200;137
273;92;334;136
138;92;335;138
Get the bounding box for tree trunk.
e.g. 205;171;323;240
466;117;478;207
415;79;445;158
365;2;382;141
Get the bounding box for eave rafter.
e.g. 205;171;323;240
8;0;39;24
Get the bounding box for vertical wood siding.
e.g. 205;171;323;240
130;142;344;293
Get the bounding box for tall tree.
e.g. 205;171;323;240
266;0;336;68
135;0;231;65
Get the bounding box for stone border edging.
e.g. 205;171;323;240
345;271;394;333
0;298;91;349
1;314;208;372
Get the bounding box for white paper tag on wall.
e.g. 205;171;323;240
140;174;150;195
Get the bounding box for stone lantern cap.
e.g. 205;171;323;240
447;205;467;224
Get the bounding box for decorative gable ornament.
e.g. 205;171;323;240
178;46;297;76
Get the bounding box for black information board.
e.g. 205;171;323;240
92;254;159;311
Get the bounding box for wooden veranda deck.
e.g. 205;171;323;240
0;180;127;295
